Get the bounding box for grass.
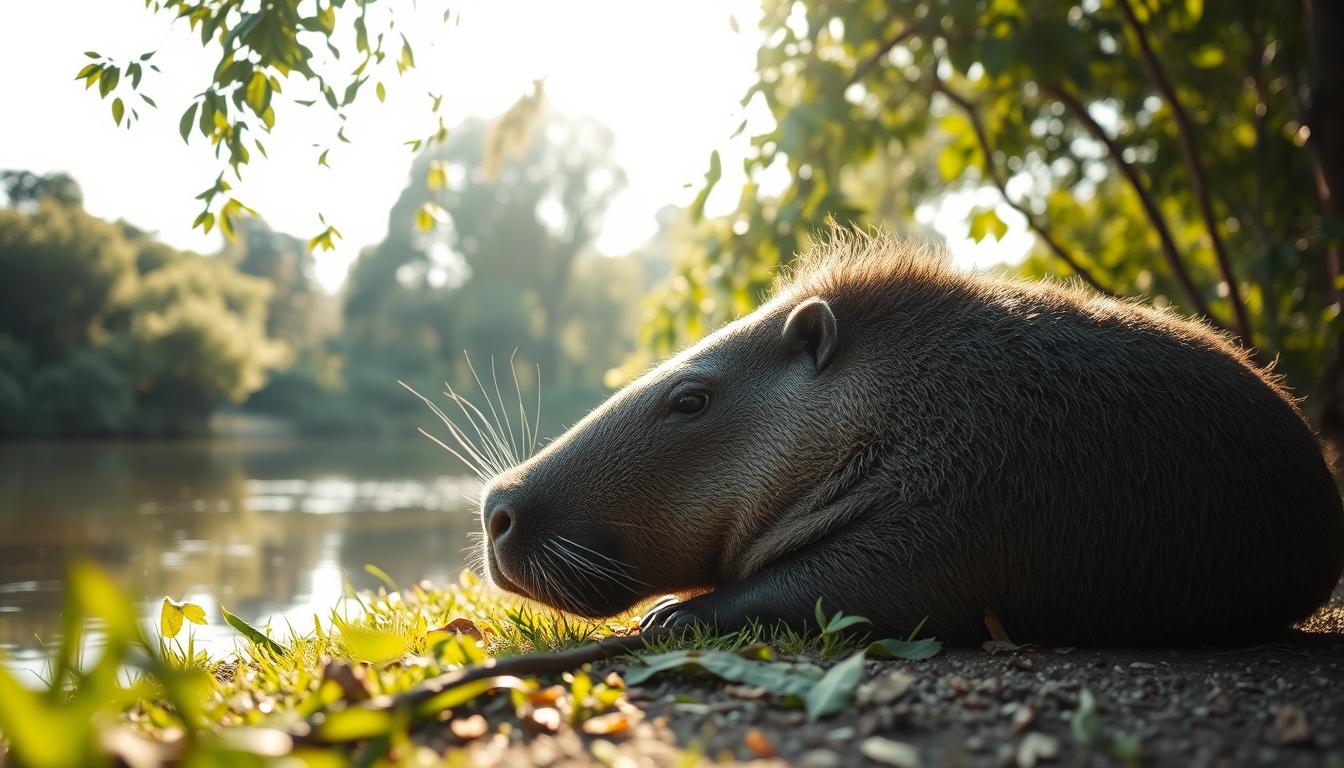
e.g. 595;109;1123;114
0;562;939;767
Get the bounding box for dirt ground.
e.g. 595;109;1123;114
438;586;1344;767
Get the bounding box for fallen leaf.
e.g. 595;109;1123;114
861;737;921;767
805;651;868;720
437;618;484;641
983;611;1024;653
451;714;488;740
1016;732;1059;767
744;728;775;759
725;684;769;700
321;661;371;704
581;712;628;735
1010;704;1036;735
1274;704;1312;746
528;685;565;706
866;637;941;660
526;707;561;734
858;670;914;706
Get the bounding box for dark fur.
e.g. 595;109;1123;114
480;232;1344;645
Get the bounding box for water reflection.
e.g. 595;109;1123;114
0;439;478;682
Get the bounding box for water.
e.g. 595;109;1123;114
0;438;479;684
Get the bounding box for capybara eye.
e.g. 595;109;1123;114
671;391;709;416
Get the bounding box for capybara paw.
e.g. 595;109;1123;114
639;596;717;633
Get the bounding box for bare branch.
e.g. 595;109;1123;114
930;75;1116;297
1044;83;1220;325
1116;0;1254;344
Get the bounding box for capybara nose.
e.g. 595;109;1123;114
487;502;515;546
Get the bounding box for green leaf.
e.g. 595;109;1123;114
160;597;184;638
193;211;215;235
363;563;399;593
318;148;330;167
825;614;872;634
689;150;722;221
1189;45;1225;68
98;66;119;97
111;98;125;126
245;71;269;113
341;625;407;664
969;207;1009;242
179;103;198;143
426;160;448;191
1072;688;1101;745
376;81;386;102
804;650;866;720
415;675;531;717
866;636;942;660
625;650;824;696
84;50;99;58
74;63;100;80
221;606;287;656
316;707;394;742
0;662;88;767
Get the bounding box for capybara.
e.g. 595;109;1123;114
477;232;1344;645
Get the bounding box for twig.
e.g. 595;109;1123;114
294;630;667;742
931;74;1115;296
1044;83;1219;324
847;21;924;88
1116;0;1254;344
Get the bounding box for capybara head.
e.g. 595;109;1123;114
477;243;932;616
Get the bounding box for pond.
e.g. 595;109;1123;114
0;438;479;684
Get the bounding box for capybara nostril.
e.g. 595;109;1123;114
487;504;514;544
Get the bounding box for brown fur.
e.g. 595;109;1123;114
479;231;1344;645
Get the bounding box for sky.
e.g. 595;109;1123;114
0;0;1028;292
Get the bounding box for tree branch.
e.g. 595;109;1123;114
931;75;1116;297
847;22;924;88
1116;0;1254;345
1044;83;1219;324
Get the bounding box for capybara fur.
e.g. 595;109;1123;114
478;232;1344;645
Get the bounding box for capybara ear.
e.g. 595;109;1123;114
783;296;838;371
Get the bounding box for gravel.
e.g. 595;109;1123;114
425;584;1344;767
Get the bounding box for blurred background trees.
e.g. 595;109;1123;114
4;0;1343;450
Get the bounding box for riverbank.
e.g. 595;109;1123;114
1;570;1340;767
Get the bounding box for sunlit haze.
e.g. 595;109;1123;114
1;0;1025;292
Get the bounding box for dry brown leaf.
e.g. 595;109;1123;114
744;728;776;759
434;617;485;641
1274;704;1312;745
320;661;371;703
982;611;1024;653
528;685;565;705
581;712;629;736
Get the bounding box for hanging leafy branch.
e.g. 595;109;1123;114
78;0;455;248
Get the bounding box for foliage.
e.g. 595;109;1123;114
0;174;286;437
0;562;941;764
78;0;455;242
644;0;1341;412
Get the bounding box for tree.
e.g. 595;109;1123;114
657;0;1344;446
0;172;286;436
0;193;138;366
